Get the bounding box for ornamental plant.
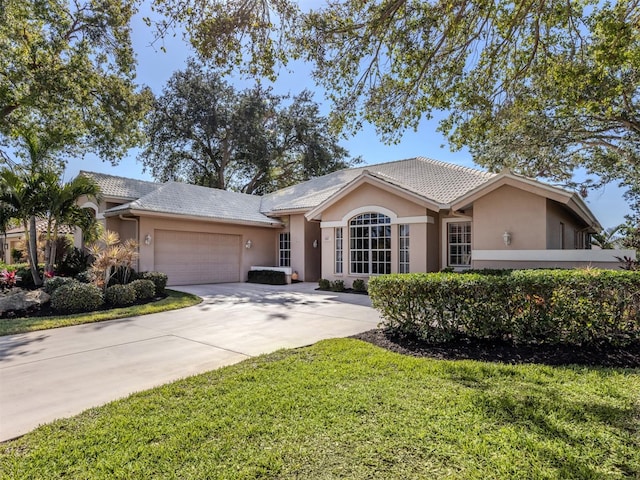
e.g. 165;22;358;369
88;230;139;292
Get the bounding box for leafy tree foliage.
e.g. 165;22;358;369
140;61;357;194
151;0;639;207
0;0;152;164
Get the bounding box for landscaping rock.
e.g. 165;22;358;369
0;289;50;314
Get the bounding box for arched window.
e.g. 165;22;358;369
349;212;391;274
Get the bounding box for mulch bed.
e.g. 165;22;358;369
352;329;640;368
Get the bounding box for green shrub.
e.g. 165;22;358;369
330;280;345;292
247;269;287;285
51;283;104;313
352;279;367;292
318;279;330;290
75;270;94;284
43;277;78;294
56;247;93;277
369;269;640;346
105;284;137;307
139;272;168;295
15;265;44;289
129;279;156;300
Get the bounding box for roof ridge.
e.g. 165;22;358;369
79;170;159;185
412;156;495;177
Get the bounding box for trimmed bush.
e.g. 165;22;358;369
51;282;104;314
318;279;330;290
43;276;78;294
369;269;640;346
352;279;367;292
129;279;156;300
247;269;287;285
330;280;345;292
139;272;168;295
105;284;137;307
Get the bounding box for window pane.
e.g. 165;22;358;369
448;222;471;267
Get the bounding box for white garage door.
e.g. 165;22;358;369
154;230;241;285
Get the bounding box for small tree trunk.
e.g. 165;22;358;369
28;216;42;287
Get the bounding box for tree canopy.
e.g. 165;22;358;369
1;0;152;165
150;0;639;207
140;60;358;194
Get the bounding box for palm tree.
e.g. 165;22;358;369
41;173;102;274
591;224;624;249
0;168;47;285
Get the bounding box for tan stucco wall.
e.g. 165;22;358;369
546;200;586;249
473;260;621;270
427;210;440;272
136;216;277;280
321;183;426;221
318;183;435;284
304;220;322;282
472;185;547;250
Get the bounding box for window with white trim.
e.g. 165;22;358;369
349;213;391;274
399;224;410;273
335;227;343;274
448;222;471;267
279;232;290;267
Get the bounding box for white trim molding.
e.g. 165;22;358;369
320;206;434;228
80;201;104;220
441;216;473;269
472;249;636;262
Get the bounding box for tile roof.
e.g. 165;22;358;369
107;182;280;226
260;156;495;212
95;157;498;223
79;171;161;199
6;219;75;235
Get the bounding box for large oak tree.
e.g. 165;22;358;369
1;0;152;165
150;0;640;213
140;60;358;194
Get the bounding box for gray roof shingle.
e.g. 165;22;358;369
80;171;161;200
94;157;498;223
107;182;280;226
260;156;495;212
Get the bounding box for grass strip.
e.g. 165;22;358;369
1;338;638;479
0;289;201;336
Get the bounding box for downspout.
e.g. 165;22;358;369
119;215;140;271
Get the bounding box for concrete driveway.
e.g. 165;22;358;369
0;282;380;442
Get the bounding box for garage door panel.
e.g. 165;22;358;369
154;230;241;285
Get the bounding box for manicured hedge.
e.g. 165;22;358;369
247;270;287;285
368;270;640;346
51;282;104;314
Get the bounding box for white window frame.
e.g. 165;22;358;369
335;227;343;274
349;212;392;275
441;217;473;270
399;224;410;273
279;232;291;267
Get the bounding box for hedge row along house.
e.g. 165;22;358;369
70;157;634;286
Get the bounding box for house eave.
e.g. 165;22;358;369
104;208;283;228
305;171;444;221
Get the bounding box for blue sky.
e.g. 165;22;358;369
63;8;631;229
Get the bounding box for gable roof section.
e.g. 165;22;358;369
451;170;602;231
260;156;495;214
305;170;446;221
104;182;281;227
80;171;161;200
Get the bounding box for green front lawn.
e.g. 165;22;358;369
0;289;201;336
1;339;638;479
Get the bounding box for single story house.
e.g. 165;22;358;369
76;157;634;286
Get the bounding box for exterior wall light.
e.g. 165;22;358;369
245;239;252;249
503;231;512;246
144;234;152;245
312;239;318;248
